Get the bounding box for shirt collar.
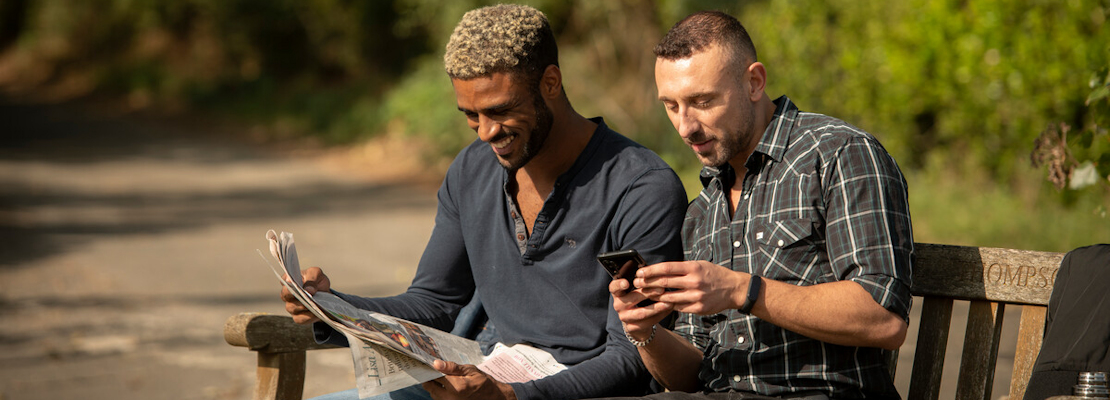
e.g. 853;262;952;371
698;96;798;189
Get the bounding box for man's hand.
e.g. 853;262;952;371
279;267;332;324
635;260;746;316
609;266;708;392
422;360;516;400
637;261;909;349
609;276;674;342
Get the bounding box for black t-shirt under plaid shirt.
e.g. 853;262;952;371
676;96;913;398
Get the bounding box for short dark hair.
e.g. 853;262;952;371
444;4;559;90
654;11;757;66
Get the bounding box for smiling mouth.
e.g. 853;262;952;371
490;134;516;156
492;135;514;149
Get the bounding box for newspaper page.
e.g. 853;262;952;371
479;343;568;383
261;230;566;397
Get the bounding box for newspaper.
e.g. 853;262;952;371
261;230;567;398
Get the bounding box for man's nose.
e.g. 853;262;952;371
677;109;700;139
478;114;502;142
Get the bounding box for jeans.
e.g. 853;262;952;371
308;297;494;400
587;392;830;400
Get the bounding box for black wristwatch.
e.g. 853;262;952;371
739;275;762;314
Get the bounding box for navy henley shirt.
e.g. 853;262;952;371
322;118;687;400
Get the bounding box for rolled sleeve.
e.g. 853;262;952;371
849;273;912;321
825;137;914;321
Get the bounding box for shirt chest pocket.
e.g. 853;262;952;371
754;218;825;284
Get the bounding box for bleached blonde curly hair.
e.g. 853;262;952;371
444;4;559;83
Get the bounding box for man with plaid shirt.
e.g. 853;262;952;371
606;11;913;399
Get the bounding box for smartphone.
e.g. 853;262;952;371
597;249;646;289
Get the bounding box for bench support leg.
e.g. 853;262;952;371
255;351;307;400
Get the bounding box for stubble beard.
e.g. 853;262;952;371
499;94;553;172
693;106;757;168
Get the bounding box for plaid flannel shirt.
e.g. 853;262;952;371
676;96;913;398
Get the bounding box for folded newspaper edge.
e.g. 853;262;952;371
261;230;567;396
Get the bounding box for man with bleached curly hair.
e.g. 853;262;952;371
282;4;687;400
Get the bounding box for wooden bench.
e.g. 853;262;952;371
224;242;1065;400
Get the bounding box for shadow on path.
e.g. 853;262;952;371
0;99;437;268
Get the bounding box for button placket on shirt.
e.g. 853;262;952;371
505;191;529;255
731;325;752;351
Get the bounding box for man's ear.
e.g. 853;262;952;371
747;62;767;102
539;64;563;100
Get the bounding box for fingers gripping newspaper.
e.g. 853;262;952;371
262;230;567;398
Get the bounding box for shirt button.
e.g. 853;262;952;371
777;239;784;246
733;375;742;382
737;336;745;344
517;234;525;241
733;241;741;248
743;193;749;200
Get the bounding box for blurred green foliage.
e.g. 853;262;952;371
1;0;1107;250
736;0;1107;179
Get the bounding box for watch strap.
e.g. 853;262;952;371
739;275;762;314
625;324;656;347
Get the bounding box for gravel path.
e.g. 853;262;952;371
0;101;437;400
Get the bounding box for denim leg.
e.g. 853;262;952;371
450;296;499;355
306;388;359;400
449;296;486;339
307;384;433;400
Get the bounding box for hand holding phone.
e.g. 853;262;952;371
597;249;646;291
598;249;657;306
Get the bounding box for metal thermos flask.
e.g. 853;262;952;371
1074;372;1109;398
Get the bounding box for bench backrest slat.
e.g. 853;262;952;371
913;243;1062;305
955;301;1005;400
908;296;954;400
1009;305;1048;398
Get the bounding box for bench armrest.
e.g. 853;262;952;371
224;312;340;353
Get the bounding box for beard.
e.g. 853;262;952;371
689;105;757;168
498;93;553;171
